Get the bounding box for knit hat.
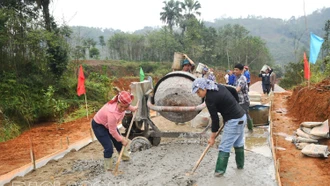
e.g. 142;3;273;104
108;91;134;105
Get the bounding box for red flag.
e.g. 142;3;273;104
77;65;86;96
303;52;310;80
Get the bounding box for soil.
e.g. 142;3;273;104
271;78;330;186
1;76;330;186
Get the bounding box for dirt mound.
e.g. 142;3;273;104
287;78;330;124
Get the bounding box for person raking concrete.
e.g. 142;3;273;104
191;78;247;176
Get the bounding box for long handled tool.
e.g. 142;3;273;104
114;100;139;175
189;123;225;175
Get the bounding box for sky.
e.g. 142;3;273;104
50;0;330;32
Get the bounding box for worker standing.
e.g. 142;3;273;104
259;66;273;95
181;54;195;73
234;64;253;131
270;71;276;92
192;78;246;176
228;70;236;86
244;66;251;88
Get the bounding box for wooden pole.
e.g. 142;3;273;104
189;124;225;175
66;136;70;146
90;128;94;141
304;0;311;89
84;93;89;119
308;62;310;89
28;135;36;170
114;100;139;175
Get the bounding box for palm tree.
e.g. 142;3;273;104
160;0;182;33
179;0;201;35
181;0;201;19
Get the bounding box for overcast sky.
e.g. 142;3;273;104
50;0;330;32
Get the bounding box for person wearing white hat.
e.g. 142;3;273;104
192;78;247;177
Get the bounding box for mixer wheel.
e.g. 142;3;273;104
130;136;152;152
148;137;161;146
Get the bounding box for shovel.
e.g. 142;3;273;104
114;100;139;175
188;123;225;175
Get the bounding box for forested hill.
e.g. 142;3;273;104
69;7;330;65
204;7;330;64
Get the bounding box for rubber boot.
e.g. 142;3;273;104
247;119;253;131
214;151;230;177
235;146;244;169
121;147;130;161
104;157;114;171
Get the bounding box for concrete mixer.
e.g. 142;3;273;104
121;72;209;152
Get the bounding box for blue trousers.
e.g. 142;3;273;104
219;114;247;152
92;119;123;158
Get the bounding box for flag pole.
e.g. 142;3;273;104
303;0;310;89
84;93;89;119
308;62;310;88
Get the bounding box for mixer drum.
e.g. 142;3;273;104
152;71;203;123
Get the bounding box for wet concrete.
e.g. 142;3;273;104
6;120;277;186
76;126;276;186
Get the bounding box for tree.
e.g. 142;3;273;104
24;0;52;31
160;0;182;33
89;47;100;59
323;20;330;57
180;0;201;19
179;0;201;35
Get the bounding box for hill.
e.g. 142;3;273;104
204;7;330;64
69;7;330;66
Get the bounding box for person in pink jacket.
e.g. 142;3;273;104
91;91;138;171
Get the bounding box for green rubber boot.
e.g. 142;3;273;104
121;147;131;161
247;119;253;131
235;146;244;169
104;157;114;171
214;151;230;177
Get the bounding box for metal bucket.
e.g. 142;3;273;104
195;63;206;73
148;71;205;123
249;105;269;126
